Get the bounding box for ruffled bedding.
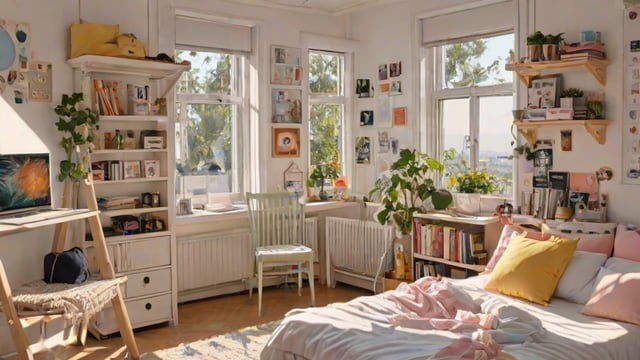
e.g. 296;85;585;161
261;275;640;360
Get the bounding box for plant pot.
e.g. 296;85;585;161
542;44;557;61
453;193;482;216
560;97;573;109
527;44;542;62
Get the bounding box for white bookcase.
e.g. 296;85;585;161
68;55;189;336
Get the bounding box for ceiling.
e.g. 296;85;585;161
222;0;401;15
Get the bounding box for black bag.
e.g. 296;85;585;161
43;247;89;284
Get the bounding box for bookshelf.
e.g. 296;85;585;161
504;56;609;87
68;55;189;336
412;213;503;279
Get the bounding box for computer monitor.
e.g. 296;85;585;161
0;153;52;215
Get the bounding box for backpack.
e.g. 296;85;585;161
43;247;89;284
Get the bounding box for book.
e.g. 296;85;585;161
560;51;605;60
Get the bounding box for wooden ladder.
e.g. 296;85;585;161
0;174;139;359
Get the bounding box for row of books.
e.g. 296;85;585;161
560;51;605;60
414;260;446;279
414;223;486;265
97;195;140;210
93;79;124;116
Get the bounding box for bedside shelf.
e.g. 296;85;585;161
513;119;611;144
505;57;609;87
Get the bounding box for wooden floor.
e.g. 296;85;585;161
30;281;371;359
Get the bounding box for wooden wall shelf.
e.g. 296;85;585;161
505;57;609;87
513;119;611;144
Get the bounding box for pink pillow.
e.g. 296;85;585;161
485;224;549;271
542;224;614;256
580;267;640;325
613;224;640;261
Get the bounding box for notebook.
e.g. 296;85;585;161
0;153;87;225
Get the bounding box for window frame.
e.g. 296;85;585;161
174;47;248;202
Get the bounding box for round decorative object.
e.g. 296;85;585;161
0;27;16;71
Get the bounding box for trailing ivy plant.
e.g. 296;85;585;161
54;92;99;182
365;149;452;235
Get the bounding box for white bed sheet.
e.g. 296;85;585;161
261;275;640;360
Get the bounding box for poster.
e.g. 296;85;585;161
624;7;640;184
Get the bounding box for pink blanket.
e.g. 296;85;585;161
385;276;502;359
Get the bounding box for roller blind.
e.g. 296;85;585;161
421;1;514;47
175;16;252;54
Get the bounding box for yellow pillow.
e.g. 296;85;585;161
484;235;577;306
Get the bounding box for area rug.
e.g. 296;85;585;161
142;320;280;359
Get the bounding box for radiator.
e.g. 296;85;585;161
325;216;393;292
302;217;319;262
177;229;252;293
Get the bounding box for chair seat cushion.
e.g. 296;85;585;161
256;245;314;263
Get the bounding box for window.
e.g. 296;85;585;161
174;49;245;205
433;33;514;196
308;50;345;190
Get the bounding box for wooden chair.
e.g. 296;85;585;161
0;175;139;359
246;192;315;317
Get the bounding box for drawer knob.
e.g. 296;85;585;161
145;303;152;311
143;276;150;284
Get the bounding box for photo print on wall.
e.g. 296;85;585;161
360;110;374;126
355;136;372;164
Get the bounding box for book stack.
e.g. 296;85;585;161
559;42;605;60
97;195;140;210
573;106;589;120
93;80;124;115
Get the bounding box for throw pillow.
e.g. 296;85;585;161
580;267;640;325
541;223;614;256
485;224;550;271
554;250;607;304
613;224;640;261
484;235;578;306
604;256;640;273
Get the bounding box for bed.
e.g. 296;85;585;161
261;222;640;360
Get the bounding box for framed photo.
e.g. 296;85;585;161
378;63;388;81
528;74;562;108
389;61;402;77
360;110;374;126
392;106;406;126
144;159;160;178
390;80;402;95
272;89;302;123
273;127;300;157
178;198;192;215
356;79;371;98
271;45;302;86
123;160;141;179
355;136;372;165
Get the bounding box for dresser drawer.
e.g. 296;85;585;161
124;268;172;298
91;293;172;336
109;236;171;272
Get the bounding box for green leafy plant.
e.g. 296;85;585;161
307;160;340;195
544;32;564;45
586;101;603;119
560;87;584;98
54;92;99;182
527;31;545;45
443;148;504;194
365;149;452;235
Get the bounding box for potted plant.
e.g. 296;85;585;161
307;160;340;201
543;32;564;61
559;87;584;109
586;101;603;119
526;31;545;62
366;149;452;236
54;92;99;206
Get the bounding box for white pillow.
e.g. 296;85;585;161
604;256;640;273
554;251;607;304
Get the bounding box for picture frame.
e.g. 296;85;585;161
528;74;562;108
272;89;302;123
271;45;302;86
355;136;372;165
392;106;406;126
360;110;374;126
356;79;371;98
144;159;160;178
390;80;402;95
178;198;192;215
378;63;388;81
389;61;402;78
123;160;141;179
272;127;300;157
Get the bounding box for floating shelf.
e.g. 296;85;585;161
505;57;609;87
513;119;611;144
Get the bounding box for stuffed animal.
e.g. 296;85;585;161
104;33;146;59
70;21;146;59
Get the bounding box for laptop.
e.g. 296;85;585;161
0;153;87;225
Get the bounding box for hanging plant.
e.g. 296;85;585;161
54;92;99;182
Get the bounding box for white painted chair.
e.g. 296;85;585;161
246;192;315;317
